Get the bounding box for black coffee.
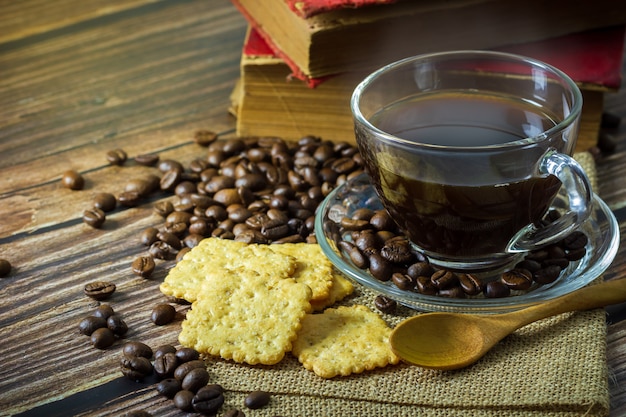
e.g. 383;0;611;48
361;92;563;258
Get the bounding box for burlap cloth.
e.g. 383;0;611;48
209;152;610;417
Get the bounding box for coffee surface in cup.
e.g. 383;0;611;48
360;92;563;258
371;91;557;147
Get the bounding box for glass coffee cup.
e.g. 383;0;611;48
351;51;592;272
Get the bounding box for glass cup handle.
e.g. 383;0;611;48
507;149;593;253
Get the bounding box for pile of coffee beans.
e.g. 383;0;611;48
333;207;588;301
120;342;269;415
84;134;365;278
77;304;129;349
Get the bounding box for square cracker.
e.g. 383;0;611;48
179;267;312;365
292;305;400;378
269;243;334;302
160;237;296;302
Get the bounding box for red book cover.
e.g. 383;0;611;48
287;0;396;18
244;25;625;90
494;25;625;90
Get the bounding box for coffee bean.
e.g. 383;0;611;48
340;217;370;231
91;327;115;349
483;281;511;298
501;269;533;291
192;386;225;414
154;344;177;359
194;130;218;146
244;390;271;410
348;246;368;269
61;170;85;190
83;207;106;228
106;148;128;165
0;259;11;278
430;270;458;290
174;359;206;381
149;241;177;260
562;231;588;250
154;201;174;217
175;347;200;363
131;256;155;278
368;253;392;281
92;304;115;319
156;231;182;250
107;314;128;336
166;210;193;225
151;303;176;325
369;210;395;231
156;378;182;398
533;265;562;285
154;352;179;379
374;295;397;314
174;390;195;412
160;169;183;192
416;275;438;295
93;192;117;212
118;190;142;207
78;315;107;336
121;355;153;381
261;218;290;239
158;159;184;173
181;367;210;392
140;227;158;246
407;262;432;279
124;177;158;197
457;273;482;296
135;153;160;166
391;272;415;291
214;188;241;206
438;286;466;298
83;281;116;300
122;341;153;359
380;239;413;263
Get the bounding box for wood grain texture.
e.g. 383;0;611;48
0;0;625;415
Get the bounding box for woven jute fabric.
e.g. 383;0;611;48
210;152;609;417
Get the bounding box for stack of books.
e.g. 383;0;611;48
229;0;626;152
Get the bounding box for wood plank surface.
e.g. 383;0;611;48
1;0;625;416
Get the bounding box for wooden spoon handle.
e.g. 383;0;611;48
511;278;626;327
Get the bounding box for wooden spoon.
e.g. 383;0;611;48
390;278;626;371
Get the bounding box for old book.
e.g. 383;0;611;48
230;0;626;80
233;27;624;152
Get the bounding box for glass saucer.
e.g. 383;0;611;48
315;174;620;313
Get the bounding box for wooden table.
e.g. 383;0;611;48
1;1;625;415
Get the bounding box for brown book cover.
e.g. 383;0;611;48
231;0;626;80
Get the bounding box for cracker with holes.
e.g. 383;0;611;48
269;243;335;302
179;267;312;365
292;305;400;378
160;237;297;302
